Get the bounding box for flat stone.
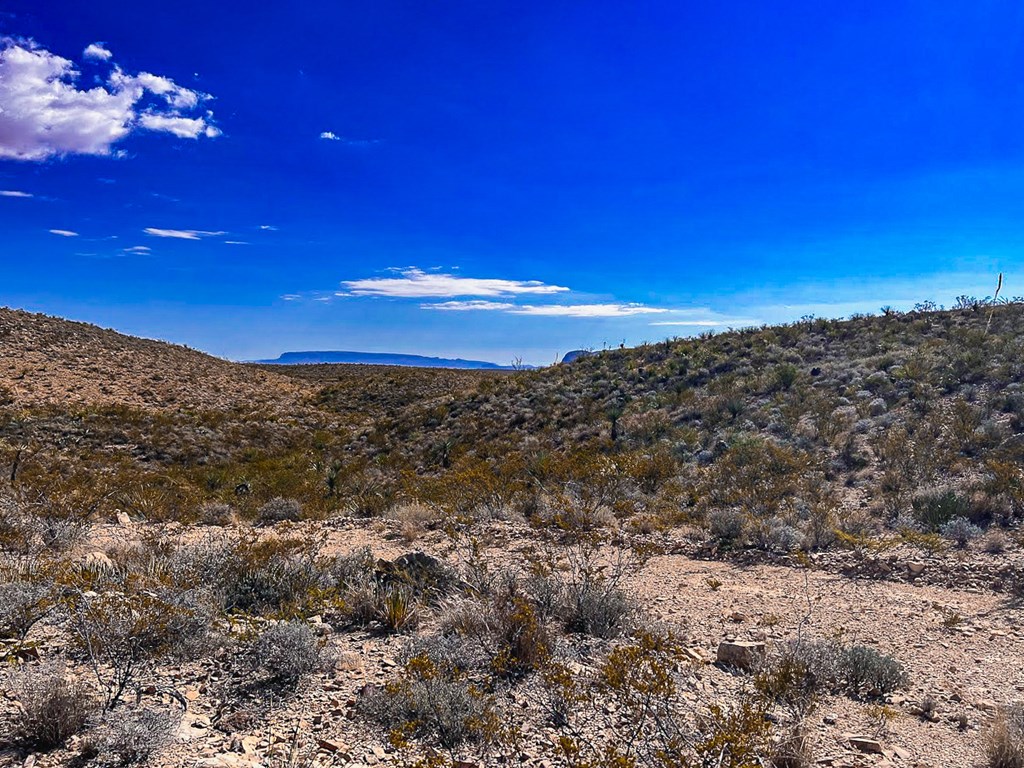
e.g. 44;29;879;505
848;736;883;754
716;640;766;670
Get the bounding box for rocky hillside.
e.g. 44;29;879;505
0;308;304;412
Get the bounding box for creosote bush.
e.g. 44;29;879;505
69;586;213;709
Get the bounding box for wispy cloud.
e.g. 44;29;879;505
0;189;32;197
426;300;516;312
144;227;225;240
48;228;78;237
340;267;570;298
122;245;151;254
320;131;379;146
0;37;218;161
224;240;248;245
259;224;278;231
650;310;760;328
516;303;667;317
424;300;668;317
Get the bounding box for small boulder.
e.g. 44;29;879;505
716;640;766;671
907;562;926;578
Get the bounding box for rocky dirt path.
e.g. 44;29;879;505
633;555;1024;767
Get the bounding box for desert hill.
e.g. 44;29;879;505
2;300;1024;768
0;307;304;412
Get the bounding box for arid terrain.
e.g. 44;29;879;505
2;301;1024;768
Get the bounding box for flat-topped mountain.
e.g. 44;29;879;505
256;350;523;369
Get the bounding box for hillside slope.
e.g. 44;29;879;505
0;308;304;412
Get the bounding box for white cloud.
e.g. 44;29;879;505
137;113;220;139
425;300;516;311
144;227;225;240
48;228;78;237
320;131;340;140
0;38;219;161
259;224;277;231
224;240;248;245
123;245;151;254
514;303;667;317
341;267;570;298
0;189;32;197
83;42;112;61
422;300;667;317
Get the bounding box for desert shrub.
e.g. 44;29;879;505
431;578;552;677
197;501;234;526
546;628;777;768
0;578;52;641
68;587;213;709
490;597;551;676
92;706;177;765
983;528;1010;554
940;516;982;548
377;551;462;602
9;664;97;750
708;508;746;547
755;648;819;722
558;552;634;640
749;519;801;554
329;554;379;627
401;629;488;674
256;497;303;525
325;549;457;630
766;639;907;700
250;621;321;686
358;654;502;751
912;489;970;531
841;645;908;695
986;704;1024;768
211;537;325;617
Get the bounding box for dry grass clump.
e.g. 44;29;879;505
8;663;97;750
87;706;178;766
986;705;1024;768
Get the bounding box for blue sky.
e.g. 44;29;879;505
1;1;1022;364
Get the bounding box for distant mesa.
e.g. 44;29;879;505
256;350;525;370
561;349;592;364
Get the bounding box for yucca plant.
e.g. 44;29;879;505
377;585;419;633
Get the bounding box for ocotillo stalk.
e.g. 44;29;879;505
986;272;1003;334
